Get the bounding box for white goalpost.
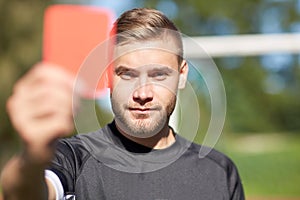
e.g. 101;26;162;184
183;33;300;58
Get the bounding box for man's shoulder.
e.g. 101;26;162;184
176;137;244;198
55;124;111;159
179;136;238;173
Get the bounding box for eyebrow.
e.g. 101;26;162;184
114;65;175;75
149;66;174;73
114;66;138;75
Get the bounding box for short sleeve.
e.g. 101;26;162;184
227;160;245;200
47;138;87;194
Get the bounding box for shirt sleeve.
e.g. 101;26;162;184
47;138;86;195
227;160;245;200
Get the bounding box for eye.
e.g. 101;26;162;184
119;71;138;80
149;71;169;81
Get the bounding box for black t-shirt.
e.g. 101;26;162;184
48;121;245;200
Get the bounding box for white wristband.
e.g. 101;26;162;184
45;170;64;200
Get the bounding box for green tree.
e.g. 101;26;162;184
147;0;300;133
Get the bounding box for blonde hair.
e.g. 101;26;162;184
111;8;183;64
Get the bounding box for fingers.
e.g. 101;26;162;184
14;62;74;92
12;79;74;119
6;62;78;157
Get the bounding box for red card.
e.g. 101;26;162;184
43;5;114;97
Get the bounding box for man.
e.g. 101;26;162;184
1;8;244;200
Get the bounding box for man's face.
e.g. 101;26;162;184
110;45;186;138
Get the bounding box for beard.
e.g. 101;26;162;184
111;95;176;138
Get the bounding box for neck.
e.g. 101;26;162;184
115;121;176;149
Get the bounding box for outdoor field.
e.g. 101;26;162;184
216;132;300;199
1;0;300;199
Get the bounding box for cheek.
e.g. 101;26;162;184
154;86;176;103
111;79;136;101
155;75;180;95
153;79;179;98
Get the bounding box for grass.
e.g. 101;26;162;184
217;132;300;198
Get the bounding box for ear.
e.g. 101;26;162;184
178;60;188;89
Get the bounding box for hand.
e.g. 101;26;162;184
6;62;77;164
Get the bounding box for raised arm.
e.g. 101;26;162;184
0;63;76;200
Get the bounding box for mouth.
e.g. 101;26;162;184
128;107;158;115
129;107;152;112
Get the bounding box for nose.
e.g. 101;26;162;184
132;76;153;105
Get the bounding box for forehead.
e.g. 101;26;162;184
113;39;180;70
113;47;179;71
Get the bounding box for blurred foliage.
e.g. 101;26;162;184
0;0;300;197
0;0;48;167
145;0;300;133
221;59;300;133
0;0;299;159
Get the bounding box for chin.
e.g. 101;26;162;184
128;118;167;138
